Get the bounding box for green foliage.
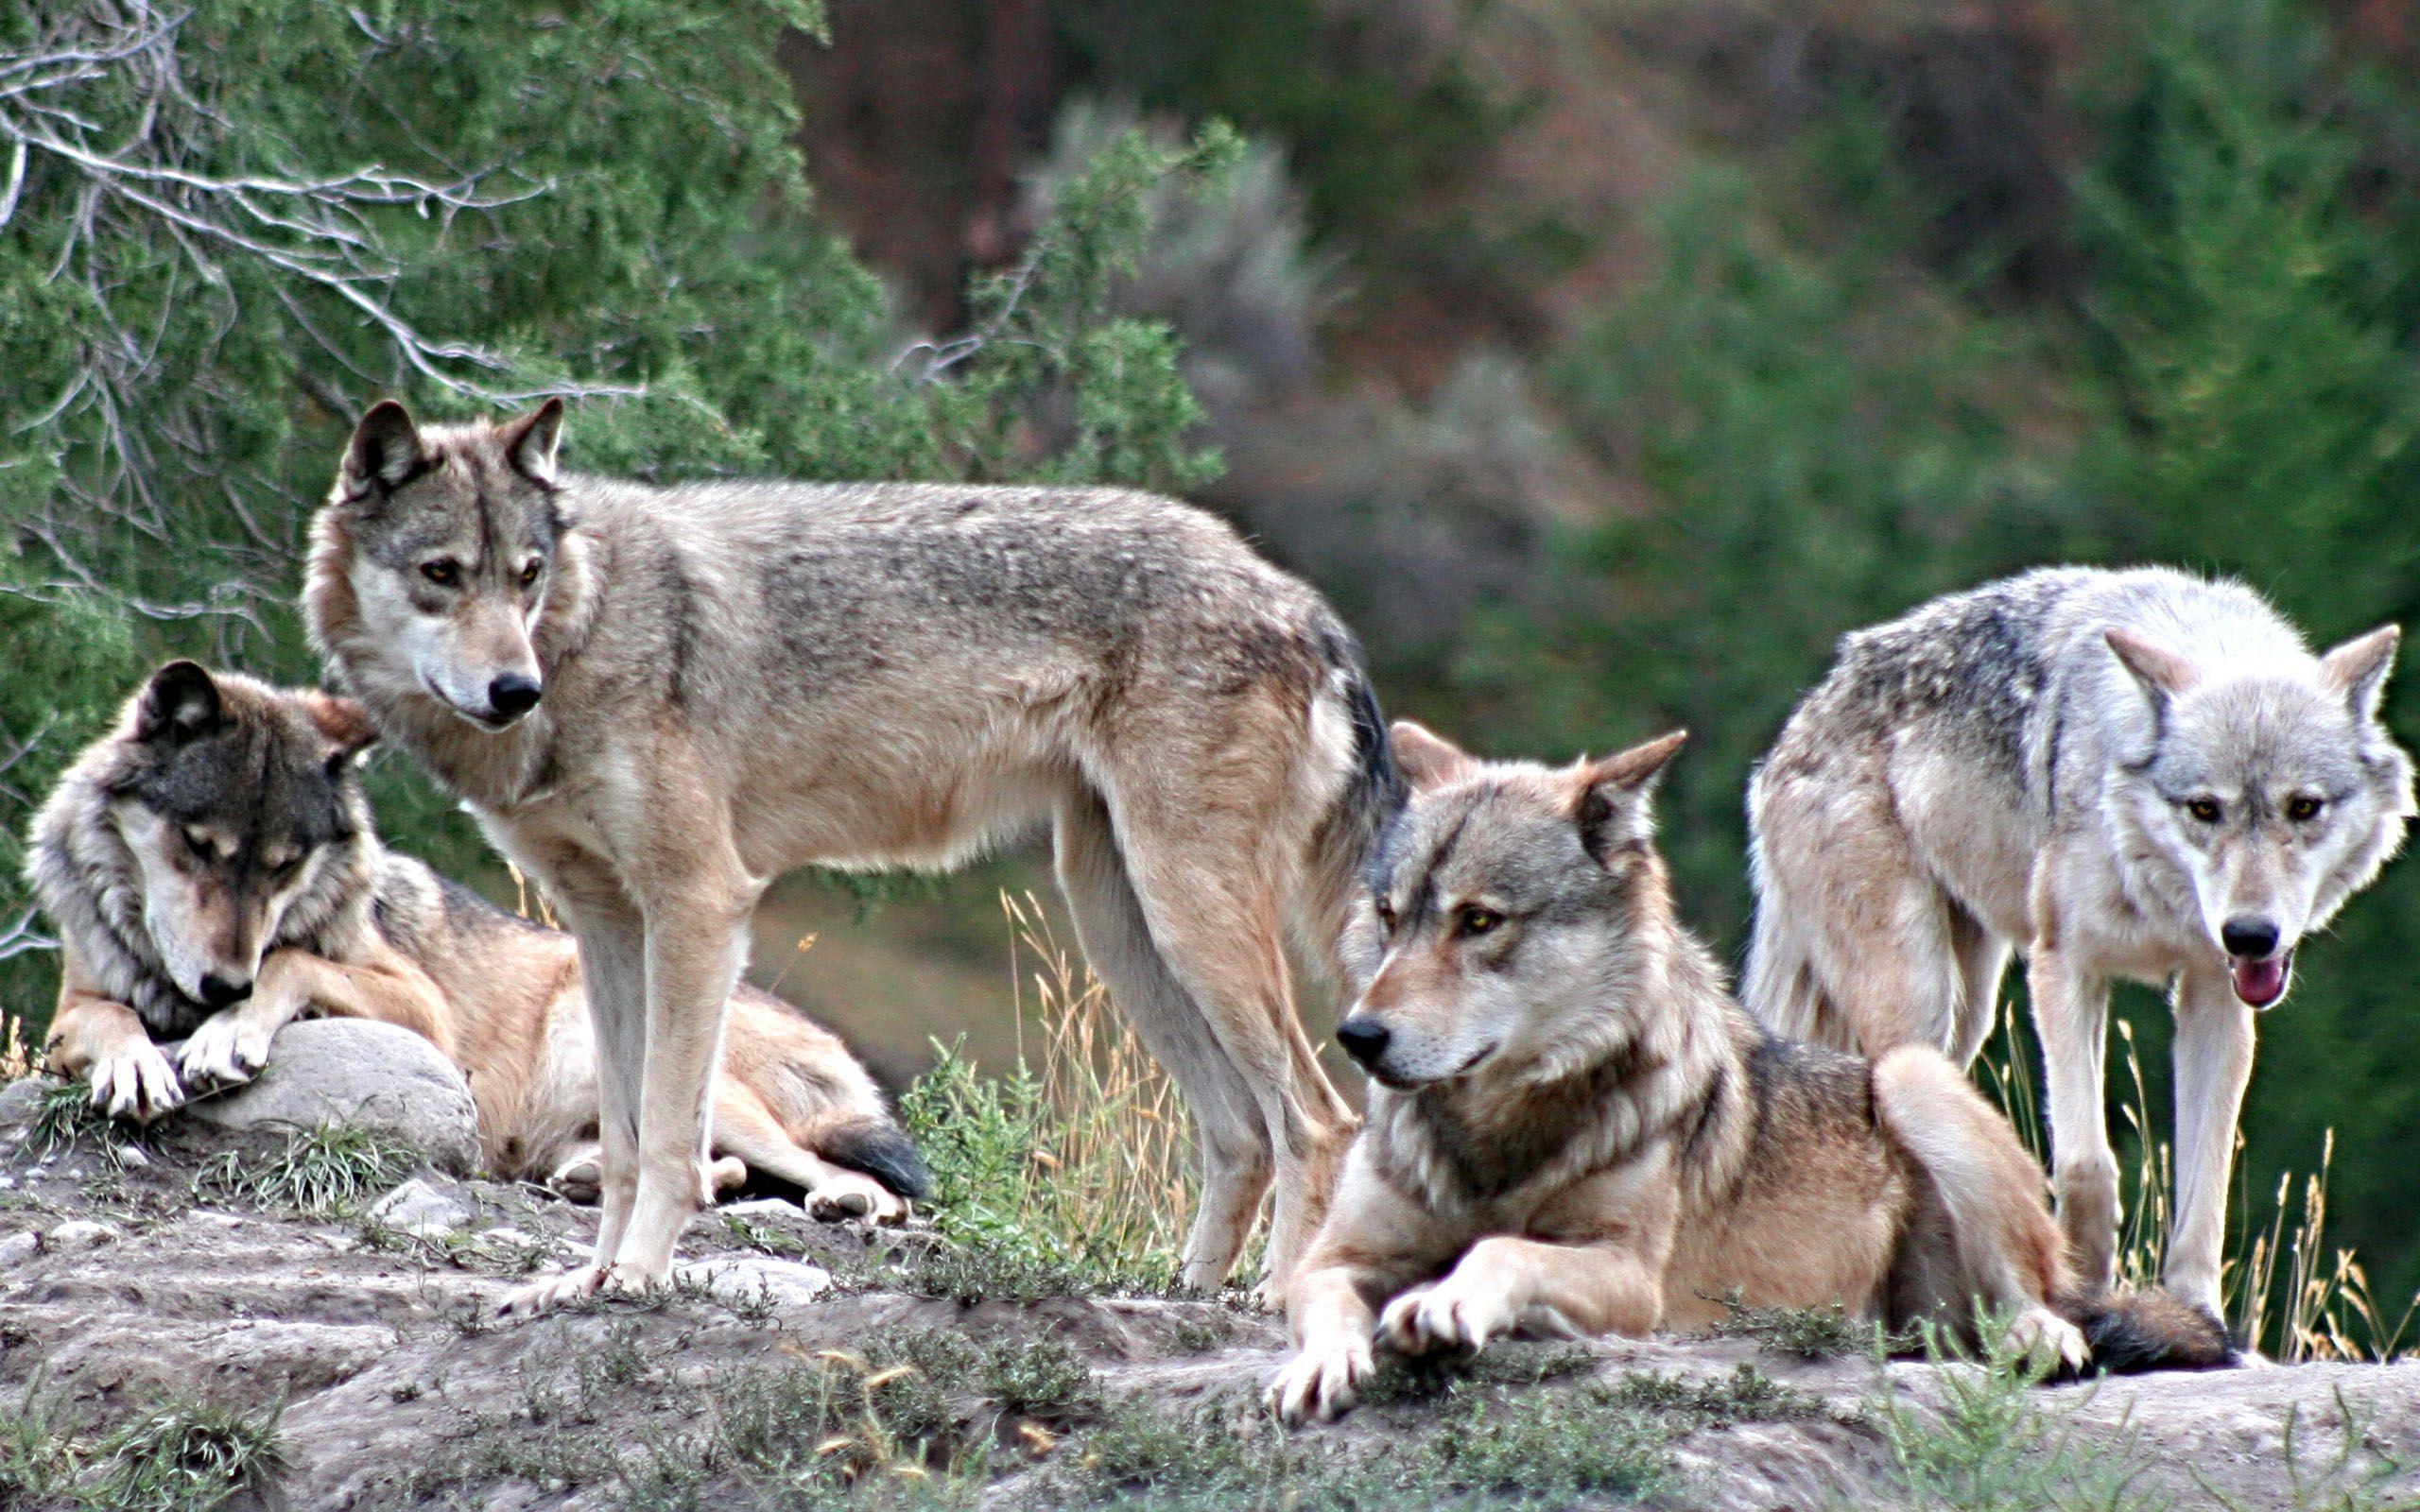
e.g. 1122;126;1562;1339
0;1;1233;1034
1466;163;2076;939
890;1038;1182;1297
1875;1324;2158;1512
88;1395;287;1512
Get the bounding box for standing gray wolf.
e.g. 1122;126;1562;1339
305;399;1395;1310
1744;566;2411;1319
1270;721;2231;1425
29;662;925;1220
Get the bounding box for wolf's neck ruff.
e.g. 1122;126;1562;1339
1373;920;1742;1217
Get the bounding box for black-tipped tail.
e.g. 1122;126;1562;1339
2068;1290;2239;1374
821;1115;931;1202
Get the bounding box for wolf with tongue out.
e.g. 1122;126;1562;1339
1740;566;2414;1331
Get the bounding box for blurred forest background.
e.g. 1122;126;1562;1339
4;0;2419;1314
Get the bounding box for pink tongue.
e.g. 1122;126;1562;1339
2231;956;2287;1007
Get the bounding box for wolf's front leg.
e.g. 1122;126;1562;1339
605;872;753;1292
2167;966;2256;1320
1269;1262;1382;1426
503;872;649;1316
46;987;182;1123
1378;1234;1665;1355
175;948;316;1090
2030;942;2120;1291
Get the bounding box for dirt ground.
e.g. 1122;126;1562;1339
2;1107;2414;1511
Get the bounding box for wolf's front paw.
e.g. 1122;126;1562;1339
87;1044;185;1122
497;1263;609;1316
1267;1338;1374;1426
805;1169;908;1226
177;1011;277;1090
2004;1305;2089;1374
1379;1279;1514;1356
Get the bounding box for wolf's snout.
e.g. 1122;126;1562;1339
488;673;543;720
1336;1018;1392;1067
2220;917;2280;959
198;972;251;1008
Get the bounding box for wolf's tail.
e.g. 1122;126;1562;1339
815;1113;932;1202
2060;1289;2239;1374
1294;626;1408;994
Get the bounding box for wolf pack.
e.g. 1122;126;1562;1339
27;401;2413;1421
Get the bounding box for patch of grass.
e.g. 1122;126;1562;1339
89;1395;286;1512
891;892;1197;1299
1602;1362;1834;1427
1876;1322;2158;1512
1706;1293;1901;1359
351;1212;554;1275
0;1374;82;1503
26;1076;151;1172
1060;1373;1688;1510
1357;1340;1598;1406
189;1123;421;1217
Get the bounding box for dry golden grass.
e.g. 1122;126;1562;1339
997;889;1197;1273
0;1009;35;1080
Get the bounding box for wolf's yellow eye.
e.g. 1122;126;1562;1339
521;558;542;587
182;828;214;860
421;558;459;586
2186;798;2221;823
2288;796;2324;822
1457;905;1502;937
1373;899;1397;935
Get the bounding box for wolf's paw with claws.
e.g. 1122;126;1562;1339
1268;1338;1374;1426
805;1170;908;1226
87;1045;184;1122
1379;1279;1514;1357
2004;1305;2090;1374
177;1012;276;1090
497;1263;610;1316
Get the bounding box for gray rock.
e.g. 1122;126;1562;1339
45;1218;118;1251
0;1076;47;1134
675;1255;833;1312
367;1177;469;1239
0;1231;37;1265
184;1021;478;1173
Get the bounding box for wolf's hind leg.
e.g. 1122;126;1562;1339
1747;773;1975;1057
709;1089;908;1224
1871;1045;2083;1369
1054;791;1279;1294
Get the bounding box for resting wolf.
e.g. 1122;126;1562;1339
30;662;925;1219
1744;567;2411;1317
1270;722;2229;1425
305;399;1397;1310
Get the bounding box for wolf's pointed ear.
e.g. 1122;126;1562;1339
342;401;428;496
299;691;380;771
2319;625;2399;721
1390;719;1478;792
502;397;565;485
1572;730;1686;862
135;661;224;747
2105;627;2202;721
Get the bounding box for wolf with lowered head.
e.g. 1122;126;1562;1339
1745;567;2412;1320
1270;722;2228;1425
306;399;1397;1311
29;662;925;1219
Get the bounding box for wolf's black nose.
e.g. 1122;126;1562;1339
2221;918;2280;958
1336;1018;1391;1066
199;973;251;1008
489;673;543;718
